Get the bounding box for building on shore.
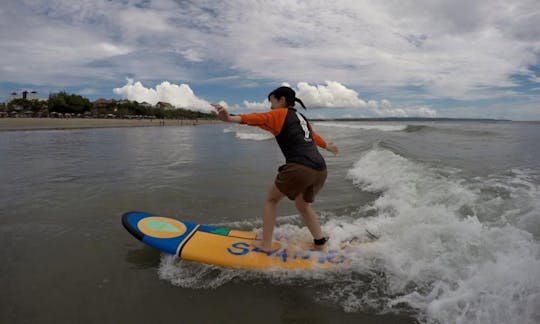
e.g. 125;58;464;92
8;90;40;102
156;101;174;110
28;91;39;100
93;98;115;108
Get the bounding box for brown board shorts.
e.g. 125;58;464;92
274;163;327;203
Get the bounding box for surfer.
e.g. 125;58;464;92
212;86;338;252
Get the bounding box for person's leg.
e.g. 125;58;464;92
260;184;285;251
294;195;327;250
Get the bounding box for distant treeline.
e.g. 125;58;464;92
1;91;216;119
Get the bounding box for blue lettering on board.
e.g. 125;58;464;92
226;242;347;265
292;250;312;260
251;246;290;261
326;251;346;264
227;242;250;256
276;249;288;262
315;250;346;264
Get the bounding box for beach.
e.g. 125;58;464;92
0;117;219;131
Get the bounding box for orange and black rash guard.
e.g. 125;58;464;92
240;108;327;170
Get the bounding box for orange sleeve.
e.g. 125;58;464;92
309;125;327;149
240;109;288;136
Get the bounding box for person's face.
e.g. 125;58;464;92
269;95;287;109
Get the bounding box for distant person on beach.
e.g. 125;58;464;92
212;86;338;252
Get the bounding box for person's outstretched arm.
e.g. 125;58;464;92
212;104;286;136
212;104;241;123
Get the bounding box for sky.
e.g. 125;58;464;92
1;0;540;120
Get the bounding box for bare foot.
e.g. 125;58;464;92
252;241;281;253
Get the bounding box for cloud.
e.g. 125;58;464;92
240;81;370;111
1;0;540;118
242;99;269;111
295;81;367;108
113;78;436;118
180;49;205;63
374;101;437;118
185;0;540;100
530;75;540;83
0;1;133;86
241;81;437;117
117;6;172;36
113;79;212;112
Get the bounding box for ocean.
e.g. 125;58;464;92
1;120;539;323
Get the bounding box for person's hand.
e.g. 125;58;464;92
326;142;338;155
211;104;230;122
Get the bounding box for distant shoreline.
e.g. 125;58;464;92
311;117;514;122
0;117;535;132
0;117;219;132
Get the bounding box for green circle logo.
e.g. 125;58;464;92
138;217;187;238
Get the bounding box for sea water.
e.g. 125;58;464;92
1;121;539;323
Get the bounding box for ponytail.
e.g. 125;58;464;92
295;97;306;110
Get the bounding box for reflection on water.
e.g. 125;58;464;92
125;246;162;270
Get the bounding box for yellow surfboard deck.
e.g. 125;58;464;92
122;211;349;270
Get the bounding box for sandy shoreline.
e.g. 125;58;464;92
0;118;220;131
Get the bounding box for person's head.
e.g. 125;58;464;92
267;86;306;110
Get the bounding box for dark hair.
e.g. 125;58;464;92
267;86;306;109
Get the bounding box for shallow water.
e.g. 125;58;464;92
1;121;539;323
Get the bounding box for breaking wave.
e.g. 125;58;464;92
158;146;540;324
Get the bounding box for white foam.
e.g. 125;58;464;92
158;254;244;289
235;132;274;141
223;126;273;141
469;169;540;238
344;149;540;324
157;147;540;324
314;122;407;132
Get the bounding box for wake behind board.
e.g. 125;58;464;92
122;211;362;270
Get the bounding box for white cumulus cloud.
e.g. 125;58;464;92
243;99;269;111
113;79;212;112
296;81;368;108
241;81;437;118
374;100;437;118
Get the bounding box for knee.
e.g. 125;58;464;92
266;195;280;205
266;191;282;205
294;196;309;213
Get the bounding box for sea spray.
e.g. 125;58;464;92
158;127;540;324
344;148;540;324
223;125;273;141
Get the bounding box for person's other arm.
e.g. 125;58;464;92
310;126;339;155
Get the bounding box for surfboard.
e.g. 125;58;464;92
122;211;351;270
